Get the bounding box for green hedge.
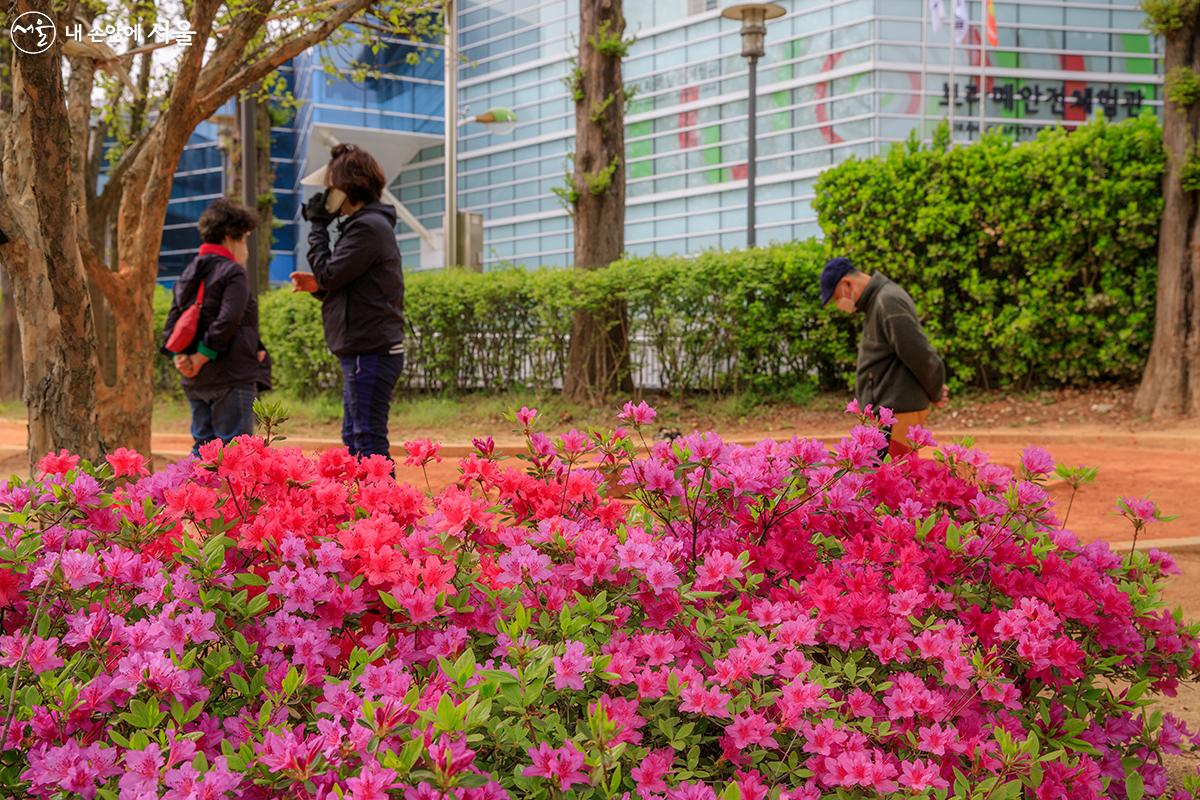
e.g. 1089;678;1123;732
814;114;1163;389
152;285;178;396
253;241;856;398
156;114;1163;401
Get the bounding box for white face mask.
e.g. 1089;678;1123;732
324;188;347;215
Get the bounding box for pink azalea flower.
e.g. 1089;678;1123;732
106;448;148;478
1119;496;1161;527
119;744;162;798
666;782;718;800
1020;446;1055;478
680;682;731;718
631;747;673;793
643;560;680;595
38;449;80;476
618;401;657;426
899;758;949;791
403;439;442;468
522;741;588;791
0;634;64;674
346;759;400;800
726;710;778;750
553;640;593;691
558;429;591;456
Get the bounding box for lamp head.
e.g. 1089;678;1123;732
721;3;785;60
476;107;518;136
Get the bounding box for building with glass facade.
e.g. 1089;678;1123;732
161;0;1161;280
159;36;443;282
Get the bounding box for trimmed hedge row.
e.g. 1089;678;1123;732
255;241;857;398
815;114;1163;389
151;115;1163;400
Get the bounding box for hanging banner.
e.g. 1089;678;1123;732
954;0;969;43
930;0;947;32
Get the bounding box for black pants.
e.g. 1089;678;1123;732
339;352;404;459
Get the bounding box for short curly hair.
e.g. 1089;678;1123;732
326;143;386;204
198;198;259;244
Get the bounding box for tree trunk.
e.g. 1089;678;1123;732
0;269;21;400
563;0;632;404
1135;14;1200;417
255;99;275;294
2;35;103;469
0;38;17;403
93;129;187;458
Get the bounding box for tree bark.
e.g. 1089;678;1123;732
0;269;21;400
2;23;103;470
255;99;275;294
0;38;15;403
564;0;632;404
1135;12;1200;417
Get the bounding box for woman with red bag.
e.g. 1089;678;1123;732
161;199;267;455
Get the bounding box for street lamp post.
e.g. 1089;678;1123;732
444;0;458;269
721;3;785;248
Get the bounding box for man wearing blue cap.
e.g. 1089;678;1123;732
820;257;948;457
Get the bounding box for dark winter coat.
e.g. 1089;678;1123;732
161;252;263;393
306;201;405;357
854;273;946;414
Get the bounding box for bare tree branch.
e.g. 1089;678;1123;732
95;134;147;224
85;118;107;244
128;48;155;139
193;0;375;122
165;0;224;123
78;236;125;309
65;56;95;242
193;0;277;100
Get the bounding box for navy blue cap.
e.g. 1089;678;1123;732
820;257;856;306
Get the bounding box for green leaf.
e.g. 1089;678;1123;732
1126;771;1145;800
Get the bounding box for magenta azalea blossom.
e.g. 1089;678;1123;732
522;741;588;791
0;403;1196;800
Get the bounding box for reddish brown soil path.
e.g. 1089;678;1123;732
3;417;1198;547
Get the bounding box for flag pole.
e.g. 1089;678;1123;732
979;2;987;139
948;3;956;144
921;0;930;143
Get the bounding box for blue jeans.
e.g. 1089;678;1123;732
339;353;404;460
186;384;256;455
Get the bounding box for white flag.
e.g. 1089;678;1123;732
953;0;970;43
930;0;947;32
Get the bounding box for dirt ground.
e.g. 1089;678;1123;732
1;387;1197;545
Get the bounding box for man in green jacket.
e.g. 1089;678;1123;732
821;257;948;457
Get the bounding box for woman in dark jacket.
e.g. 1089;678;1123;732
291;144;405;461
162;198;266;454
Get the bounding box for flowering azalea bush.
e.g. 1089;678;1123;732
0;404;1198;800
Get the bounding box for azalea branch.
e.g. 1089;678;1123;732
1060;485;1078;531
757;468;851;546
1;510;73;748
224;477;247;522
